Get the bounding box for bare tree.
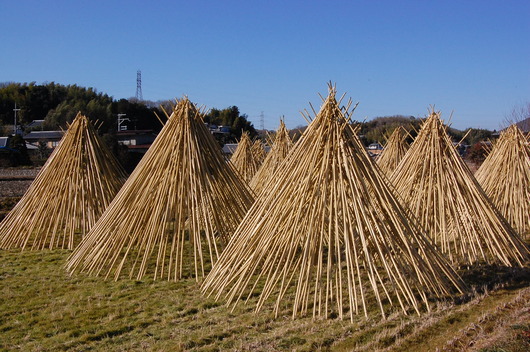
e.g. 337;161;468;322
503;102;530;131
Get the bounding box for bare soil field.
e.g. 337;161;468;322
0;167;40;197
0;167;40;220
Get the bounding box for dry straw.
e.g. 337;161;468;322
229;131;261;183
475;124;530;238
250;119;293;195
67;98;255;281
376;126;410;176
0;113;126;250
390;111;529;266
202;85;465;321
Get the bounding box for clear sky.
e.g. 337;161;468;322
1;0;528;131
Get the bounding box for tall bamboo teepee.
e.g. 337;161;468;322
376;126;410;176
0;113;126;250
250;119;293;194
202;86;465;320
475;124;530;238
390;111;529;266
230;131;261;183
67;98;255;281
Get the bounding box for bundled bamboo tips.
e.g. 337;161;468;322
390;111;529;266
202;85;465;321
67;98;255;281
475;124;530;238
250;119;293;194
230;132;261;183
0;113;127;250
376;126;410;176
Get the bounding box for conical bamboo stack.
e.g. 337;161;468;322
475;124;530;238
67;98;255;281
0;113;126;250
230;132;261;183
202;86;465;321
251;139;267;165
376;126;410;176
390;112;529;266
250;120;293;194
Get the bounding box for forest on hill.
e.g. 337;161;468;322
356;114;494;146
0;82;256;141
0;81;500;169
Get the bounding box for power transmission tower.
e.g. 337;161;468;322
136;70;143;101
260;111;265;131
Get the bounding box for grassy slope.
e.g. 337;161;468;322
1;250;529;352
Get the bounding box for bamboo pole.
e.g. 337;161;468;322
66;98;255;281
202;85;465;320
390;111;529;266
0;113;126;250
250;119;293;195
475;124;530;239
376;126;410;176
229;132;261;184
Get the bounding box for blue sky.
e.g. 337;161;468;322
1;0;528;130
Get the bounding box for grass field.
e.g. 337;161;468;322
1;249;529;352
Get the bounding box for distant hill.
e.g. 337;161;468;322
515;117;530;133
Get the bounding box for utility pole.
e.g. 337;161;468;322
136;70;143;101
117;113;129;131
260;111;265;131
13;103;21;135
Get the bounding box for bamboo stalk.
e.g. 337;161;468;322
475;124;530;239
390;111;529;266
202;85;466;320
376;126;410;176
0;113;126;250
229;132;261;184
66;98;255;281
250;119;293;195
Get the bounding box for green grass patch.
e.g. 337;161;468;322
0;250;528;351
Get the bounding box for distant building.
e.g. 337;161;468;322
24;131;64;149
222;143;238;155
366;143;384;159
117;129;156;154
0;137;9;150
367;143;383;150
205;123;230;135
26;120;45;130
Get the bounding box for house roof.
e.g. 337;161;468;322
116;129;154;137
222;143;238;154
27;120;45;129
0;137;8;148
221;143;270;155
127;144;152;149
24;131;64;141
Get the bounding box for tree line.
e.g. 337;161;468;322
1;81;503;168
357;114;494;146
0;82;257;141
